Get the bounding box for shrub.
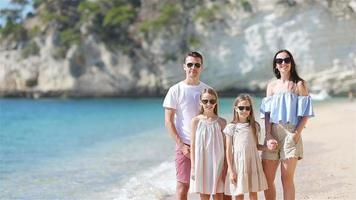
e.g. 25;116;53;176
139;4;180;33
21;40;40;58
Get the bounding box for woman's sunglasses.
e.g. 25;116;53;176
237;106;251;111
275;57;291;64
201;99;216;105
186;63;201;68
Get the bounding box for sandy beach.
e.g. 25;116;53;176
165;99;356;200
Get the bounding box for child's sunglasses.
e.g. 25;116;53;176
201;99;216;105
275;57;291;64
186;62;201;68
237;106;251;111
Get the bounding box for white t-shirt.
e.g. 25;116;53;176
163;81;211;145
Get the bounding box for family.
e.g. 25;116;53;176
163;50;314;200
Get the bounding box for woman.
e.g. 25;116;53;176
260;49;314;200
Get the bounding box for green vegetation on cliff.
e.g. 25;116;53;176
0;0;253;59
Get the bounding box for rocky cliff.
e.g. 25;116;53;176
0;0;355;98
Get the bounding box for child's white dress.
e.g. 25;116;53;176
223;122;268;195
191;118;225;194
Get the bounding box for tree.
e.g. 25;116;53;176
0;0;30;40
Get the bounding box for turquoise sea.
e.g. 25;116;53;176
0;97;251;199
1;96;333;199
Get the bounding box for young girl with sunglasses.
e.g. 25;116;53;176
224;94;268;200
190;88;227;200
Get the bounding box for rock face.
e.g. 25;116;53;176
195;0;356;95
0;0;355;97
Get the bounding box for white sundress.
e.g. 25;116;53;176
191;118;225;194
223;123;268;195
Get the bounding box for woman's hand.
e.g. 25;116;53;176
291;130;301;144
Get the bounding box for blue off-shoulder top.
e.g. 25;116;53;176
260;92;314;125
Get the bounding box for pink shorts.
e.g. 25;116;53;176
175;145;191;184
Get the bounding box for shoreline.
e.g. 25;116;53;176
1;89;350;99
165;99;356;200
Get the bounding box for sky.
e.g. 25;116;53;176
0;0;33;26
0;0;12;8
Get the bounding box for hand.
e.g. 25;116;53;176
291;131;301;143
221;164;228;182
258;144;274;152
230;170;237;186
267;138;278;150
181;144;190;159
191;170;195;180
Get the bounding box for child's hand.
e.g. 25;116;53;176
220;165;228;183
222;162;228;181
267;139;278;150
230;170;237;186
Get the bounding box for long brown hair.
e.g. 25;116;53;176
231;94;260;143
198;88;218;115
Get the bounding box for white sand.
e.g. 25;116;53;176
165;100;356;200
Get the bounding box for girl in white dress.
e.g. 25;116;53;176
224;94;268;200
191;88;227;200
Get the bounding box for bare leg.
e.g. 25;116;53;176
176;181;189;200
262;159;280;200
200;194;210;200
213;193;224;200
249;192;258;200
281;158;298;200
236;194;244;200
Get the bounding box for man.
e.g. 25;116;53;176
163;51;211;200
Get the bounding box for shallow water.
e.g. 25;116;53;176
1;96;333;199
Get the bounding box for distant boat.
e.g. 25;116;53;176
310;89;331;101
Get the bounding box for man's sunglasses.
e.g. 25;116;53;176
201;99;216;105
275;57;291;64
186;63;201;68
237;106;251;111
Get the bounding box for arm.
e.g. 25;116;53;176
292;81;310;142
226;134;237;185
164;108;189;156
265;82;278;150
190;117;199;179
257;144;269;151
219;118;227;150
264;114;278;150
219;118;228;182
256;123;268;151
293;117;309;142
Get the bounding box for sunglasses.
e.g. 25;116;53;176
275;57;291;64
201;99;217;105
237;106;251;111
186;62;201;68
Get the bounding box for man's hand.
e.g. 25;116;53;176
181;143;190;159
